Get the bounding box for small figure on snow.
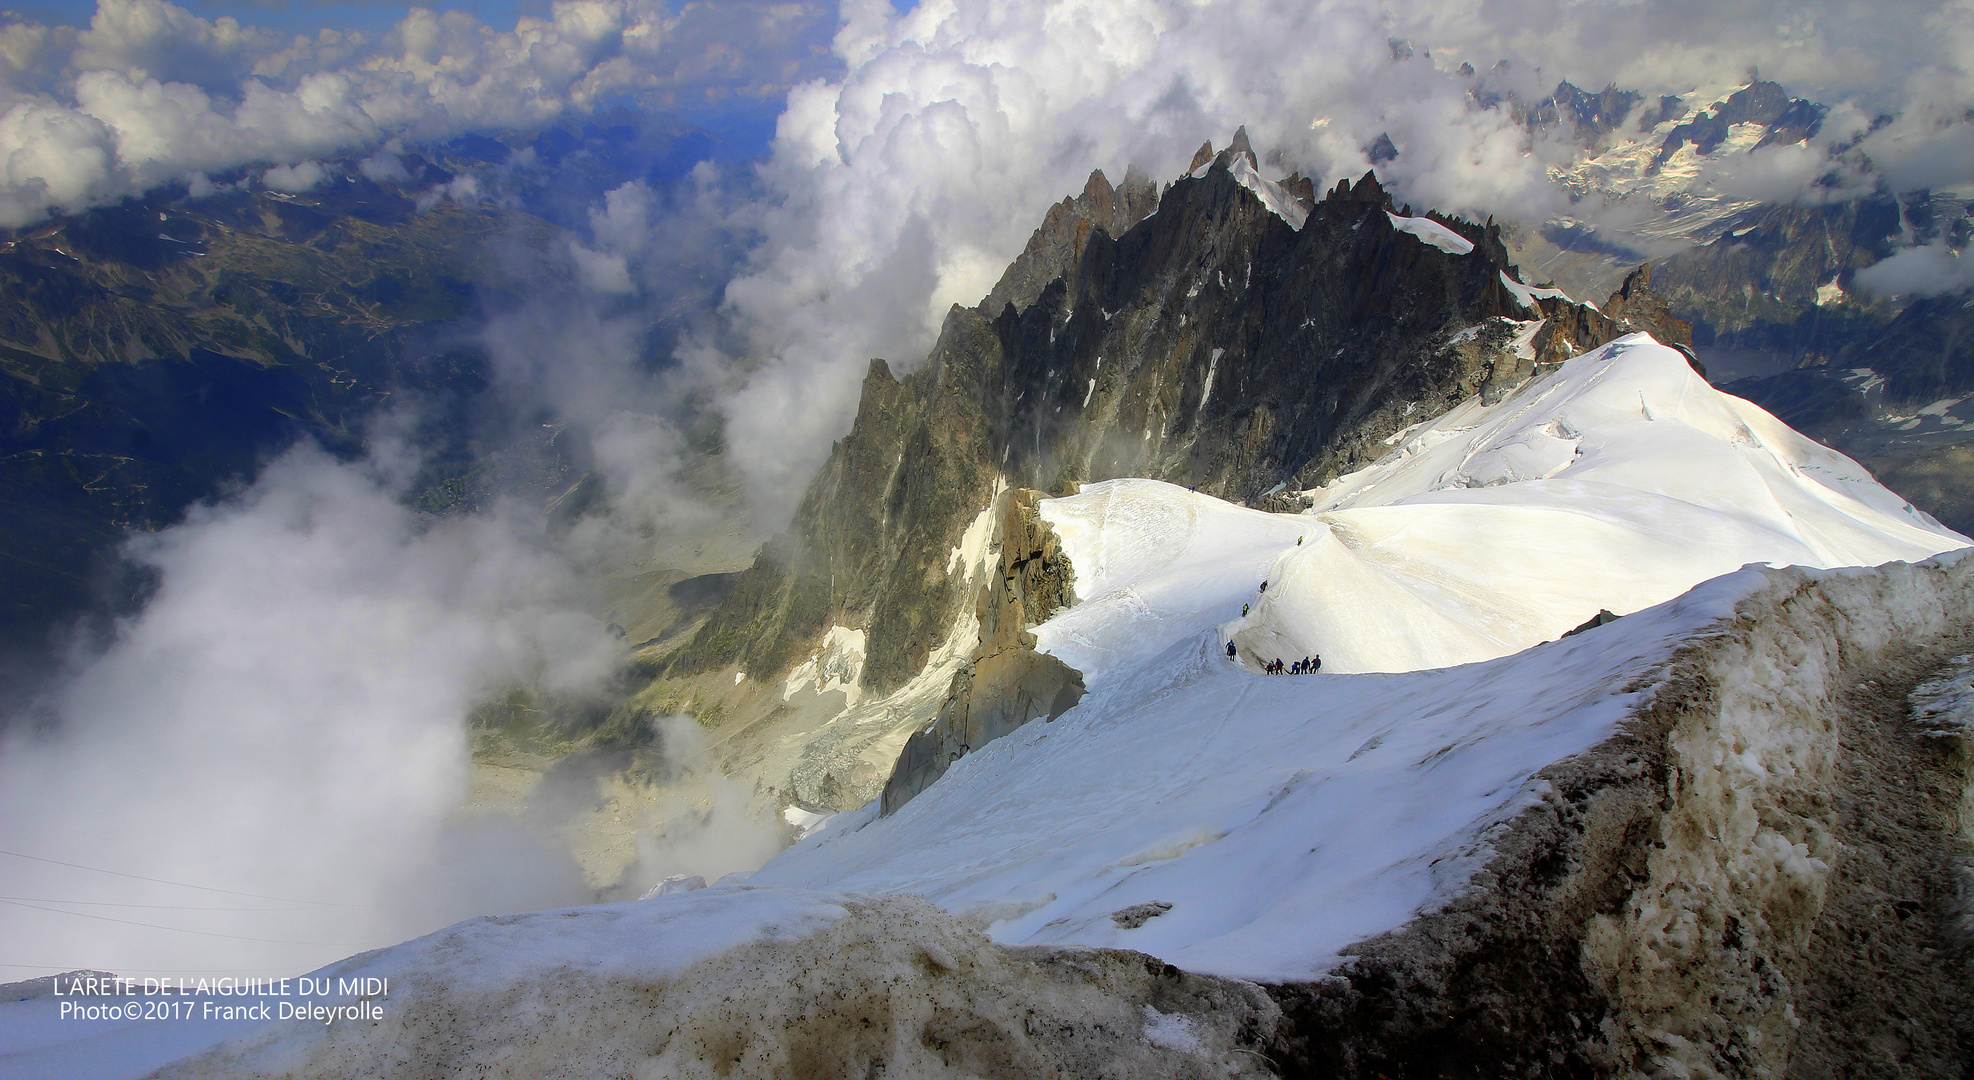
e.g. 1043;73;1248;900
1241;602;1250;617
1226;640;1238;659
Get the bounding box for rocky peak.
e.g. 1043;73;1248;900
1330;170;1394;205
664;135;1658;809
1653;79;1826;167
979;166;1158;317
1533;81;1643;147
1601;264;1695;352
1188;140;1216;173
1227;125;1257;169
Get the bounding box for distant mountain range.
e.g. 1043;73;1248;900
0;111;737;659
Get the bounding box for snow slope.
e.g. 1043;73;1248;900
745;335;1969;980
1044;335;1959;679
14;335;1971;1075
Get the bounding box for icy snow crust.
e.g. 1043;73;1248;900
134;890;1277;1080
0;891;857;1080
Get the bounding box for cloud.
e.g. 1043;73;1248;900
604;715;791;900
260;157;325;190
692;0;1973;526
0;435;625;976
1854;241;1974;298
0;0;838;226
356;144;409;181
2;0;1969;978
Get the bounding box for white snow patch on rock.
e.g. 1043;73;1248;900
1221;154;1307;230
1498;271;1589;314
1386;212;1474;255
783;625;868;706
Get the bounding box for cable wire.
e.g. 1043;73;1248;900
0;898;379;948
0;848;357;906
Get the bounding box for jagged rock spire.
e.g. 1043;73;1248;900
1228;126;1257;168
1188;140;1215;173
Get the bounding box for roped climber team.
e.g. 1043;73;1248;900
1227;563;1321;674
1224;640;1321;675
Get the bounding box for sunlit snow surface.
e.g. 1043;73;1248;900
8;337;1970;1076
1385;211;1474;254
1043;335;1956;679
750;335;1968;980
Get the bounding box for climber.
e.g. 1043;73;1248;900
1260;580;1268;593
1312;654;1322;671
1241;603;1249;617
1226;640;1237;659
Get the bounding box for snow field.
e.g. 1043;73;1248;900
18;334;1974;1076
751;335;1968;980
1385;212;1474;254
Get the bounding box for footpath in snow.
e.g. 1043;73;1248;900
8;335;1969;1077
750;334;1968;979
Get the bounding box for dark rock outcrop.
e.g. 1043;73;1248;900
1599;264;1693;351
666;143;1677;766
881;487;1083;815
668;315;1006;695
979;167;1158;318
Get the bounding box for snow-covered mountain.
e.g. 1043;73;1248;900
749;336;1965;977
30;329;1974;1080
656;141;1687;821
1043;336;1954;679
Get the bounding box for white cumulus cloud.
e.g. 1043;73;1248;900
703;0;1974;525
0;0;837;226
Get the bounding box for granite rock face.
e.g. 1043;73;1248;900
881;487;1083;815
665;143;1680;794
979;167;1159;318
668;312;1006;698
